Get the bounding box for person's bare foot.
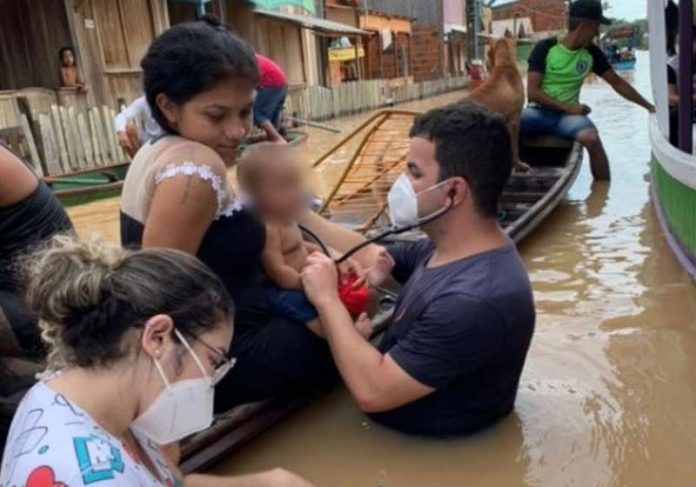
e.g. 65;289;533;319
355;312;374;339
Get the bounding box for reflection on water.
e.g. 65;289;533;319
69;51;696;486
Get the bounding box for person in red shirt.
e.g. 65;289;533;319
255;54;289;142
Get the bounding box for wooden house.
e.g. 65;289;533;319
0;0;170;110
0;0;369;111
359;0;446;81
359;10;413;85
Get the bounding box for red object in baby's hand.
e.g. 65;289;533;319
338;273;370;317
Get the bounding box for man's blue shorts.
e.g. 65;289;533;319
521;106;596;140
265;285;318;324
254;86;288;130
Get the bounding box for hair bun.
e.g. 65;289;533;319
27;235;122;327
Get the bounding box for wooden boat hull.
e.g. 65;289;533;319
46;162;130;207
179;112;583;473
46;131;308;207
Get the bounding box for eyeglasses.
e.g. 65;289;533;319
174;329;236;386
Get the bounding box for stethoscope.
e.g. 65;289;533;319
299;195;455;265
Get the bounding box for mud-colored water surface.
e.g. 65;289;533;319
70;51;696;486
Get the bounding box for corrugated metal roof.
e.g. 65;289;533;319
254;9;369;35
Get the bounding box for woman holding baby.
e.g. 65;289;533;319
120;15;369;412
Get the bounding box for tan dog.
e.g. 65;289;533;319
464;36;529;171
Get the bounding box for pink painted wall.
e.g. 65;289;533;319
444;0;465;25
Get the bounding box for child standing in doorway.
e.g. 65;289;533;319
58;46;87;92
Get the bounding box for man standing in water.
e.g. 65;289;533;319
300;102;535;436
521;0;654;180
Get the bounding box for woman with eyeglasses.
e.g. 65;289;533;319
0;236;311;486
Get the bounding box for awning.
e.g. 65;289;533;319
444;23;467;35
254;9;369;36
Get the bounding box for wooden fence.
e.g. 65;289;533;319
286;75;469;121
35;105;125;177
1;76;469;176
0;91;127;178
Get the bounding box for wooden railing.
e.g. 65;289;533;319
286;76;468;121
0;90;127;178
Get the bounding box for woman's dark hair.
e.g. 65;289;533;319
409;102;512;218
141;14;260;133
26;236;233;373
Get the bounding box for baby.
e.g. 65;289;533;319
237;143;392;337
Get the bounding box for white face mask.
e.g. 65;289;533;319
130;330;220;445
387;173;452;228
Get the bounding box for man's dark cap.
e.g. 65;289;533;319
569;0;612;25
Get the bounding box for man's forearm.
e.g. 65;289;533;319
315;297;385;404
614;80;653;110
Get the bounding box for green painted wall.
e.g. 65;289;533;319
253;0;316;14
652;157;696;256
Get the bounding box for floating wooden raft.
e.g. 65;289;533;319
312;109;584;243
312;110;417;233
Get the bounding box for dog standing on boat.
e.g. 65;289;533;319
463;36;529;172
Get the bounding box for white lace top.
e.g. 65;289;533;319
154;161;243;219
120;137;242;223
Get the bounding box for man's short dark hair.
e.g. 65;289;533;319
409;102;512;217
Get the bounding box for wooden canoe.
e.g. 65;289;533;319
1;111;582;466
45;131;309;207
177;110;582;473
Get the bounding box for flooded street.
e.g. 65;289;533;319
68;51;696;486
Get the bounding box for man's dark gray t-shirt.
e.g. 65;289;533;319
370;239;535;436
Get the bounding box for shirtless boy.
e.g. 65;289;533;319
237;143;391;337
58;47;87;92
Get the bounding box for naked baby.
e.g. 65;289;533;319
237;143;393;337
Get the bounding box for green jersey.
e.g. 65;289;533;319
528;37;611;105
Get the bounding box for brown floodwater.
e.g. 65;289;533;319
68;51;696;486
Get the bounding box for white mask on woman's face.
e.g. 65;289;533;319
387;173;452;228
130;330;215;445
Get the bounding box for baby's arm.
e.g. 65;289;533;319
262;224;303;289
366;247;395;288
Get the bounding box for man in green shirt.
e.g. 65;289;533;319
521;0;654;180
